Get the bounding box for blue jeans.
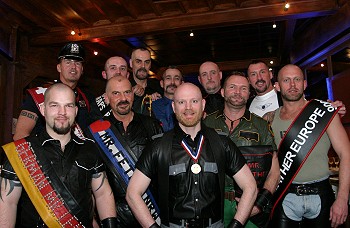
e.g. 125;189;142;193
269;180;335;228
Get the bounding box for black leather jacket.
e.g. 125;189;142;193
105;112;163;227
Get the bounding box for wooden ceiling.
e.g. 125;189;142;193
0;0;349;77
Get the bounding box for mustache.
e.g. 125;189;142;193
117;100;130;106
256;79;266;85
166;84;177;89
137;68;148;73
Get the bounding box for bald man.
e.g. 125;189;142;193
87;76;163;227
1;83;116;227
126;83;257;228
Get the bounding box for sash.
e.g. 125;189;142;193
271;99;339;216
88;119;161;224
2;138;87;227
95;94;112;117
28;86;85;139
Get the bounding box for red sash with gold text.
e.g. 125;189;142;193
2;138;86;227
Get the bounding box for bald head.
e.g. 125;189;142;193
44;83;75;105
106;76;134;116
173;83;205;128
41;83;77;135
174;83;203;101
277;64;304;82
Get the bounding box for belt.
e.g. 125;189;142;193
288;179;329;196
224;191;235;201
169;218;220;228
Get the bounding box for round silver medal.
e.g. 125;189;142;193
191;163;201;174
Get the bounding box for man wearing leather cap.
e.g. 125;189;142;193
13;42;95;140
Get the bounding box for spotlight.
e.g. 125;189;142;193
272;22;277;29
70;29;75;35
321;63;325;67
94;51;98;56
190;30;194;37
270;60;274;65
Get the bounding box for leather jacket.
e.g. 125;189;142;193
104;112;163;227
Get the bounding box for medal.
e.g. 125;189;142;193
191;163;201;174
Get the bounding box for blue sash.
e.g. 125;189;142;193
88;119;160;224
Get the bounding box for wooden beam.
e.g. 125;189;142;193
30;0;337;45
291;2;350;65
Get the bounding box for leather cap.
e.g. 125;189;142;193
58;42;85;62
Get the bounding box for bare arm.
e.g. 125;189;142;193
263;152;280;193
262;111;276;123
13;110;38;140
91;172;116;220
126;169;154;227
326;115;350;227
232;164;257;224
0;178;22;227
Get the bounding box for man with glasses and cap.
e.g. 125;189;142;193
13;42;95;140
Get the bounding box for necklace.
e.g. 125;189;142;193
223;112;241;132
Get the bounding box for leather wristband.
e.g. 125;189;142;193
149;222;161;228
228;218;243;228
255;188;273;213
101;217;118;228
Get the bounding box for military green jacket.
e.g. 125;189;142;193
204;109;277;191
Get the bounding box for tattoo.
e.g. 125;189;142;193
0;177;21;201
92;172;106;192
263;111;275;124
20;110;38;121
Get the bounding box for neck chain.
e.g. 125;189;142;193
223;112;241;133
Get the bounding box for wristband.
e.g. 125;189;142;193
228;218;243;228
255;188;273;213
101;217;118;228
149;222;161;228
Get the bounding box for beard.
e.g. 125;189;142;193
281;90;304;102
254;79;269;94
115;100;131;115
225;94;247;109
53;122;72;135
135;67;148;80
175;109;202;127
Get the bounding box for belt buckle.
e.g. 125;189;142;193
296;185;305;196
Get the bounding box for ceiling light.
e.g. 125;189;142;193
272;22;277;29
284;2;290;11
270;60;274;65
321;63;325;67
70;29;75;35
190;30;194;37
94;51;98;56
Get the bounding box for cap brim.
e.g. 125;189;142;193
58;55;84;62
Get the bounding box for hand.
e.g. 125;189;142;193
133;84;145;97
328;99;346;118
151;92;162;101
236;197;261;217
330;198;348;227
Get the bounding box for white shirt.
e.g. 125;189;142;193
249;89;280;117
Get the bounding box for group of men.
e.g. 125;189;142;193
0;42;349;228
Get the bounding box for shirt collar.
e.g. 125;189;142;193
214;108;252;121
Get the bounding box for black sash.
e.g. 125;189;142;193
271;99;339;216
29;137;90;227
